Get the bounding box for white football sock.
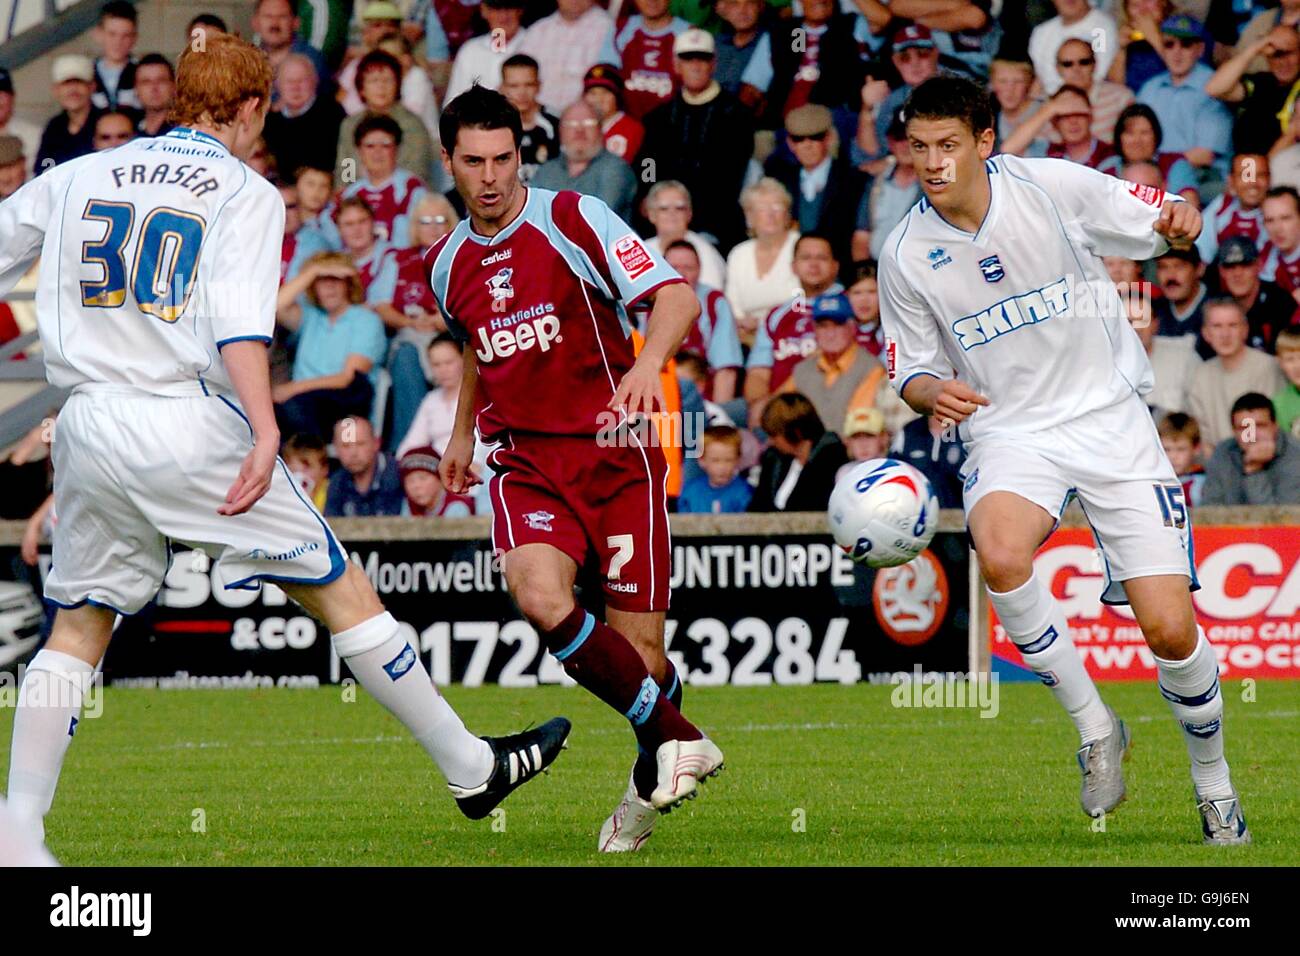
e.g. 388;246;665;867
989;573;1112;742
1155;629;1233;799
6;649;96;844
333;613;492;789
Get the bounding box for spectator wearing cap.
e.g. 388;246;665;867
325;416;405;517
852;111;920;262
765;104;868;266
336;3;403;115
748;392;849;513
1154;245;1213;358
1029;0;1119;96
636;28;754;253
1259;185;1300;300
499;54;559;184
90;1;141;114
1136;15;1233;182
1207;24;1300;157
1233;0;1300;74
0;135;26;200
854;0;1001;81
253;0;331;99
0;69;40;177
893;411;967;509
445;0;530;103
1195;153;1269;263
520;0;614;115
1190;298;1288;447
840;406;891;465
133;53;175;138
725;177;798;345
1051;37;1134;145
37;55;105;171
663;239;743;403
1003;85;1115;169
1200;392;1300;504
713;0;772;111
776;292;887;437
1096;104;1198;204
583;65;644;163
597;0;691;121
1125;291;1199;417
532;100;638;221
1215;236;1299;351
763;0;863;130
857;23;940;169
337;50;438;189
264;52;345;179
399;446;474;516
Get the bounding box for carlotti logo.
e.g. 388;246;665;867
872;549;950;646
991;526;1300;679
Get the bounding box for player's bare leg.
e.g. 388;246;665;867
503;543;721;821
283;563;569;819
1123;575;1249;844
969;491;1126;816
6;604;113;842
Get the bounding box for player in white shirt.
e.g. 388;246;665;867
879;76;1250;845
0;34;568;845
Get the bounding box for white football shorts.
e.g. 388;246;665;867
46;385;346;615
959;393;1197;605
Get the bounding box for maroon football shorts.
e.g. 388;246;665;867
487;432;671;612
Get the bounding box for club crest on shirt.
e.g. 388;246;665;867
486;267;514;304
979;255;1004;282
523;510;554;532
614;234;655;280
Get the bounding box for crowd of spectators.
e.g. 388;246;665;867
4;0;1300;542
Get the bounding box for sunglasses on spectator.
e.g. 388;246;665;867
418;215;448;225
1058;56;1095;68
1269;47;1300;59
789;131;828;143
1161;37;1200;50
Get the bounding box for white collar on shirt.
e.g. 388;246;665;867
799;157;832;203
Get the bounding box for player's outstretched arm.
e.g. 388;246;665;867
610;281;700;417
440;346;480;495
218;340;281;516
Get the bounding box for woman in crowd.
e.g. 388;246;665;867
748;393;849;513
1098;103;1201;205
724;177;799;346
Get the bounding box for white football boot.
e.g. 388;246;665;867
650;737;725;811
597;773;658;852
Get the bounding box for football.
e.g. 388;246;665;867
828;458;940;568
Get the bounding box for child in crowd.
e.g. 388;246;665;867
678;425;753;514
282;432;331;511
1158;412;1207;507
1273;328;1300;435
399;446;473;517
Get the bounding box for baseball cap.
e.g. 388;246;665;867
674;27;715;57
785;103;833;138
361;1;403;19
812;292;854;323
1160;244;1202;265
844;407;886;438
399;446;442;478
0;134;23;167
892;23;936;51
1161;14;1206;41
584;63;623;96
1218;235;1259;266
52;54;94;84
0;68;12;95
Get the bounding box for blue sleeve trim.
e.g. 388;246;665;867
217;335;273;348
898;370;940;394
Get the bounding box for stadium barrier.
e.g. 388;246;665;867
1;506;1297;687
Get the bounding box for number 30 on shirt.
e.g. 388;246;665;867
79;199;207;322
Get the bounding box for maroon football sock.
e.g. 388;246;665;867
632;662;683;800
542;607;700;752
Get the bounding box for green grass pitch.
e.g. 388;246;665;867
3;681;1297;866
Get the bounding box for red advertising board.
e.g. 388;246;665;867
991;527;1300;680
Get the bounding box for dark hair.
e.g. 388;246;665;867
354;112;403;147
1051;83;1091;106
902;75;995;139
1230;392;1276;422
1265;184;1300;214
847;259;878;286
282;432;328;458
793;231;836;259
294;163;333;183
501;53;540;75
429;331;462;354
440;84;523;156
188;13;227;32
99;1;137;26
664;238;699;259
136;52;173;76
1113;103;1163;159
762;392;826;445
356;49;402;94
